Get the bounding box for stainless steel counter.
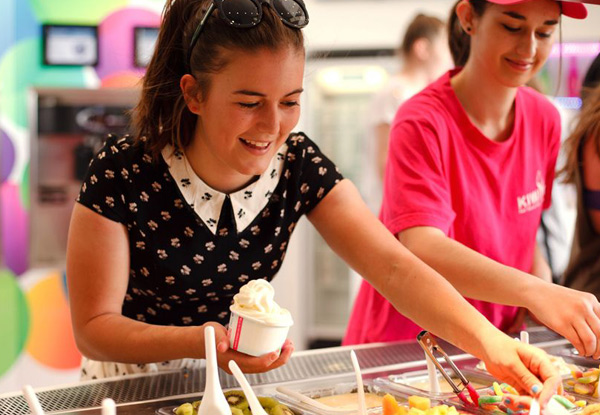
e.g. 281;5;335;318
0;327;569;415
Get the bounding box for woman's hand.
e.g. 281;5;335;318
481;332;562;411
527;284;600;359
203;322;294;374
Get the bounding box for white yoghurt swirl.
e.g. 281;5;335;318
230;280;293;327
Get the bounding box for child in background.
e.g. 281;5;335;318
362;13;453;213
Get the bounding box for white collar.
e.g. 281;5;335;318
161;144;288;235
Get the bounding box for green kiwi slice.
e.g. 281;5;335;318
225;390;249;410
231;407;244;415
175;402;194;415
258;396;279;409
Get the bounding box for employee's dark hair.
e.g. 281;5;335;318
400;14;446;58
582;53;600;102
448;0;489;67
132;0;305;159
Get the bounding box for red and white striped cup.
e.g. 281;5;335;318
228;309;291;357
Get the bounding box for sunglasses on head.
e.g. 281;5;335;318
187;0;309;70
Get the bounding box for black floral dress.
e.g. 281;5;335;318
76;132;343;379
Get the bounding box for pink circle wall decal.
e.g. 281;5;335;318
0;183;29;275
95;8;160;81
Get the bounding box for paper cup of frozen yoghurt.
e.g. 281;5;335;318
229;279;293;357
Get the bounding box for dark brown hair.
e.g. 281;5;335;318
561;79;600;184
132;0;305;158
400;14;446;57
582;53;600;101
448;0;489;67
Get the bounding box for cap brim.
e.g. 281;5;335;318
560;1;588;19
487;0;587;19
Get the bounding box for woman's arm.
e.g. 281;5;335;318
308;179;561;400
66;203;291;373
582;137;600;233
66;203;204;362
398;225;600;358
505;244;552;333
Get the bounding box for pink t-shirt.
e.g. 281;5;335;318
344;70;561;345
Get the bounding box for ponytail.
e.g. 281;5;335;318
448;0;488;67
401;14;446;58
132;0;202;159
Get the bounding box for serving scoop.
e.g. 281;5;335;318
229;360;269;415
198;326;231;415
22;385;45;415
350;350;367;415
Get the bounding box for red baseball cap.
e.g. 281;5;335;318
487;0;588;19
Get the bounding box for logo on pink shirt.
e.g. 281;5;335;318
517;170;546;214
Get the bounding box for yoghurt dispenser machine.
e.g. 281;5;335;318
29;88;139;268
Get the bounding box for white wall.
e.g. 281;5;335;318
303;0;600;52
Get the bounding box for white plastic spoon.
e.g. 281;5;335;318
529;399;540;415
102;398;116;415
546;397;569;415
350;350;367;415
228;360;269;415
22;385;45;415
198;326;231;415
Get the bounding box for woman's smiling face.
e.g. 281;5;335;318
467;0;560;88
192;46;305;185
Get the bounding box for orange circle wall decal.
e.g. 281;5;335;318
26;271;81;369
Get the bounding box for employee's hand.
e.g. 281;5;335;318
527;284;600;359
203;322;294;374
481;331;562;411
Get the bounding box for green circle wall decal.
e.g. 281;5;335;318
29;0;128;24
0;38;87;128
0;269;30;377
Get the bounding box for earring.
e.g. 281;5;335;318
466;26;471;32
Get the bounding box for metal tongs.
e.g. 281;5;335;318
417;331;480;407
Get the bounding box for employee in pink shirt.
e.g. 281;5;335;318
345;0;600;357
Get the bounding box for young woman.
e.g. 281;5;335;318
68;0;567;404
345;0;600;355
561;54;600;298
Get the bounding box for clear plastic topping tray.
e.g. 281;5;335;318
373;369;495;400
